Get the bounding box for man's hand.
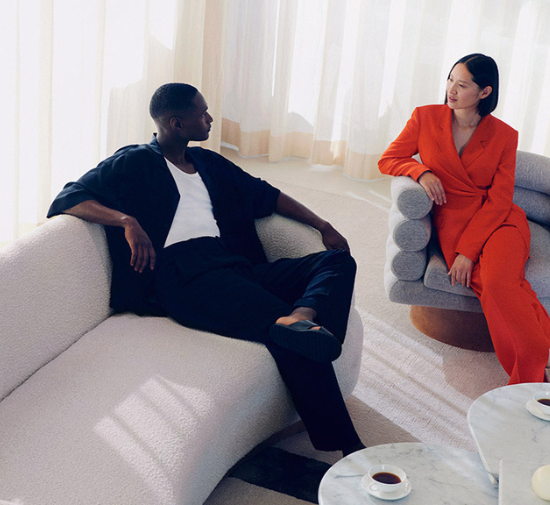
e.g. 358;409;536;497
448;254;474;287
418;171;446;205
122;217;156;273
319;222;350;252
63;200;156;273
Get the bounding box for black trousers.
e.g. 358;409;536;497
155;237;361;451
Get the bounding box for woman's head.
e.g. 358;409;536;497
445;53;499;116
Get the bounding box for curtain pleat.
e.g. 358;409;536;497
2;0;550;246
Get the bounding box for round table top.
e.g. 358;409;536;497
318;442;498;505
467;383;550;481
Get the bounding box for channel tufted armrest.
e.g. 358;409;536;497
390;175;433;219
386;176;433;283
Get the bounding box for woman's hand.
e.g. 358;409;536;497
448;254;474;287
418;171;447;205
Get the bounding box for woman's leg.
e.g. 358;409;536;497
470;226;550;384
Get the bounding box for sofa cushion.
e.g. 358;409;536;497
0;216;112;402
515;150;550;195
0;314;294;505
525;221;550;298
513;186;550;227
424;244;477;298
0;310;363;505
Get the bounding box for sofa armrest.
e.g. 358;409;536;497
385;177;433;287
255;214;325;262
391;175;433;219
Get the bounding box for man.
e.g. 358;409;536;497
48;83;365;456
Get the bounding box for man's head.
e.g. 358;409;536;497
150;83;212;142
150;83;199;122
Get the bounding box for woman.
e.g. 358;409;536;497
379;53;550;384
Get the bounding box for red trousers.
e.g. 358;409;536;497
469;226;550;384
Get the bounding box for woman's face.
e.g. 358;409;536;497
446;63;491;114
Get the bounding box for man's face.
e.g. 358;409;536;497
177;93;213;142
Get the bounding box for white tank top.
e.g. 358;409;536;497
163;158;221;248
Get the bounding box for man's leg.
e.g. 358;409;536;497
267;343;363;452
256;249;364;452
253;249;357;341
155;240;363;453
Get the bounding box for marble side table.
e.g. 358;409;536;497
468;383;550;483
318;443;498;505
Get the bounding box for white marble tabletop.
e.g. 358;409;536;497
498;460;550;505
467;383;550;482
318;443;498;505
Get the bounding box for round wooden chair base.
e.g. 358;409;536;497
410;305;494;352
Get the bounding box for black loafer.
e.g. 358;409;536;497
269;320;342;363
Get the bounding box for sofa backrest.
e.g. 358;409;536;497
0;216;112;401
514;150;550;227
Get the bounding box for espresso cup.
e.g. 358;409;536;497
533;391;550;415
367;464;407;494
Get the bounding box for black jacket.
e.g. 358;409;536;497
47;137;280;314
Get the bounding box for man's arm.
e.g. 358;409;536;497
275;192;350;252
63;200;156;273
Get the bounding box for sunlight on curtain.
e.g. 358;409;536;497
3;0;550;247
1;0;225;247
222;0;550;179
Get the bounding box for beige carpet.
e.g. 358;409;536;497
204;176;509;504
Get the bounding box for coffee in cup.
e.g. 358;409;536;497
533;391;550;415
367;464;407;494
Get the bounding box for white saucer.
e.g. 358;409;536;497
361;475;412;501
526;399;550;421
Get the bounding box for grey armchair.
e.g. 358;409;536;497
385;151;550;351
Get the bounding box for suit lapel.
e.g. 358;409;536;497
435;107;495;187
434;106;474;186
460;115;493;169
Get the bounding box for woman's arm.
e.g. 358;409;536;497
379;108;446;205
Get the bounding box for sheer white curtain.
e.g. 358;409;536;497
0;0;225;247
222;0;550;178
2;0;550;246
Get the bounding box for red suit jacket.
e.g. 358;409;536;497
379;104;530;269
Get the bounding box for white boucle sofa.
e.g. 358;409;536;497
0;214;363;505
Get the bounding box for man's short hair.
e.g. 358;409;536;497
149;83;199;121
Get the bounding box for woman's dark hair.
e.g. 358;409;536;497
149;83;199;121
445;53;499;116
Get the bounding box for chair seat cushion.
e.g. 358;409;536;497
513;187;550;227
0;314;295;505
424;221;550;299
